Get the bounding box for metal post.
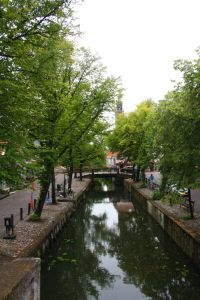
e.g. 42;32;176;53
34;199;37;210
10;214;14;235
28;203;31;215
20;208;23;220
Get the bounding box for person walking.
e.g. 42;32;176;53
149;173;154;189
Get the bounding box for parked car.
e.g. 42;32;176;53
169;184;188;197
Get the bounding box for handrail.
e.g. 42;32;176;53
74;167;119;173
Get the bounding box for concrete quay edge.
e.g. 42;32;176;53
124;179;200;270
0;178;92;300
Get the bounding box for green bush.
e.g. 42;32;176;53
161;193;182;206
139;182;146;188
182;214;193;220
152;190;164;200
29;212;40;221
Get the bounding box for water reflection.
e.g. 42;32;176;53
41;179;200;300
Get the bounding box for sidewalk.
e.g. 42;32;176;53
0;171;76;238
0;169;67;237
0;187;39;237
0;178;90;258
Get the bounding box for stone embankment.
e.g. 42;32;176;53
125;179;200;271
0;178;91;300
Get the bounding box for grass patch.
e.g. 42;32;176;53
29;212;40;221
182;214;193;220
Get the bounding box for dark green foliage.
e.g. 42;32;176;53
152;190;164;200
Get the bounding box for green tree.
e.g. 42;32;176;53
156;54;200;189
154;53;200;218
0;0;79;186
27;44;122;218
107;100;157;180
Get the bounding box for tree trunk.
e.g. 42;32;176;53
141;168;145;182
51;168;56;204
68;164;73;192
132;163;135;181
160;173;169;192
136;165;140;182
80;161;83;181
63;174;66;197
188;188;194;219
34;169;51;217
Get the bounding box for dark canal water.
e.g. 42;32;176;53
41;179;200;300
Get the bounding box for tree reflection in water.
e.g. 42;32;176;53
41;202;117;300
41;179;200;300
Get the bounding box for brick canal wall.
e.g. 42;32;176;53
0;178;92;300
124;179;200;270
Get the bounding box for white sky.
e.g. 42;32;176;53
76;0;200;112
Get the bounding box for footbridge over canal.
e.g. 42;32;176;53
74;167;133;180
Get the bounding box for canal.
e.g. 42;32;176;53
41;179;200;299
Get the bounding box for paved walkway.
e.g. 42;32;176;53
0;187;40;237
0;173;84;237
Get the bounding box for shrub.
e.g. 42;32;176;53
139;182;146;188
29;212;40;221
152;190;164;200
182;214;193;220
161;193;182;206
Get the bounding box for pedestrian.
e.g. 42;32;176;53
149;174;154;189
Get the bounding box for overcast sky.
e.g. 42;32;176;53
76;0;200;112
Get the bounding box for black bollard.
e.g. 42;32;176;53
34;199;37;210
20;208;23;220
10;214;14;235
28;203;31;215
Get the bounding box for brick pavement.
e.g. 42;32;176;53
0;170;65;237
0;173;85;237
0;186;39;237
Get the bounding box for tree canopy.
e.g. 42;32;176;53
0;0;122;218
107;52;200;189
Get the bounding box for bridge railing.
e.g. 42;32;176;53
74;166;119;175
